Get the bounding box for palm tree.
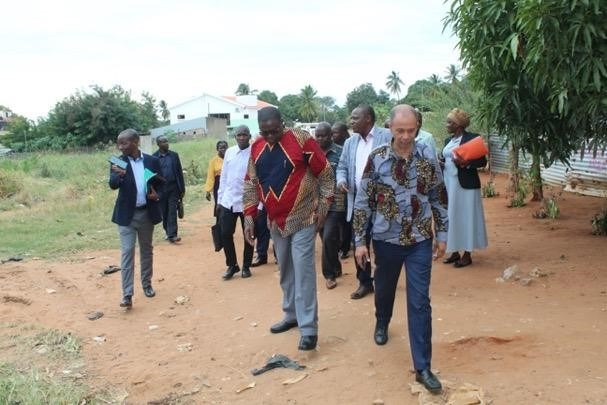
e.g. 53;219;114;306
385;71;404;103
158;100;170;122
445;64;461;85
235;83;251;95
428;74;442;85
298;85;319;122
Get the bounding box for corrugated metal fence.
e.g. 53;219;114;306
489;135;607;198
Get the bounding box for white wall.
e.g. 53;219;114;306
169;94;258;124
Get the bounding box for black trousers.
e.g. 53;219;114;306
160;182;180;238
219;205;253;269
340;218;352;254
319;211;345;279
254;207;270;258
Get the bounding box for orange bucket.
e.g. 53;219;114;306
453;136;488;160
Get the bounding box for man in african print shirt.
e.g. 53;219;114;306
353;105;448;395
243;107;334;352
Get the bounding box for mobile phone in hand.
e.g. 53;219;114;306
108;156;128;170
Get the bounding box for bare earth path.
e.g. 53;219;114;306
1;173;606;404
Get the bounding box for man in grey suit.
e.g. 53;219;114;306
336;105;392;299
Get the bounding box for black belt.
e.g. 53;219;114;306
135;205;147;210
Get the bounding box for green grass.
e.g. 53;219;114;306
0;323;121;404
0;138;221;259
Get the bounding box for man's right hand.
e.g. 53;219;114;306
205;192;212;201
338;182;349;193
355;246;370;268
244;217;256;246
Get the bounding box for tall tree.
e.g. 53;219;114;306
278;94;302;126
385;71;404;103
444;64;461;85
158;100;170;123
235;83;251;95
516;0;607;153
257;90;279;106
298;85;319;122
345;83;379;113
445;0;586;204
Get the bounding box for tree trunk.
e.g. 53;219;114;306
508;144;520;206
530;153;543;201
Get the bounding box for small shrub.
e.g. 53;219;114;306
482;177;499;198
591;209;607;236
0;169;21;198
184;160;203;186
510;179;528;207
533;193;561;219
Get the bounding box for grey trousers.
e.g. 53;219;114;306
271;224;318;336
118;209;154;297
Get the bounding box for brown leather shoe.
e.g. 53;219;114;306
350;284;373;299
325;278;337;289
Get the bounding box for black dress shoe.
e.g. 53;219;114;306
443;252;460;264
374;324;388;345
143;286;155;298
350;284;374;299
222;265;240;280
270;319;298;334
454;258;472;268
250;256;267;267
119;296;132;308
415;369;442;394
241;267;252;278
298;335;318;351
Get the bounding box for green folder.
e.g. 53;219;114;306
144;168;157;194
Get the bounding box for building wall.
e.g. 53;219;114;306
169;94;259;125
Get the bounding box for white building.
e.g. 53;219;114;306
166;94;275;137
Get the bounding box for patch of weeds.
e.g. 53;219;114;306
0;324;121;404
0;169;21;199
510;171;529;207
533;192;562;219
33;329;81;359
482;176;499;198
591;209;607;236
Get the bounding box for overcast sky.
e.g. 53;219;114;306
2;0;461;120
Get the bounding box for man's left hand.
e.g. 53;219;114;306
432;240;446;260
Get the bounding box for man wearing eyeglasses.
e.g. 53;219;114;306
243;107;334;351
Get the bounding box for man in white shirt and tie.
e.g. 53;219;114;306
217;125;253;280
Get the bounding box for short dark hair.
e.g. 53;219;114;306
119;128;139;141
216;140;228;149
316;122;331;133
357;104;376;123
258;106;282;123
332;122;348;132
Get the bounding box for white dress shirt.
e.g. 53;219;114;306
217;144;251;213
128;152;147;207
354;128;376;190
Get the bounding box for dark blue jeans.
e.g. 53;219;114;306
373;238;433;371
354;221;373;287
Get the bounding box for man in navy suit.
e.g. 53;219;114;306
109;129;164;308
153;136;186;243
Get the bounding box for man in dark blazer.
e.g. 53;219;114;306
153;136;186;243
109;129;164;309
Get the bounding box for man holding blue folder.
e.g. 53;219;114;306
109;128;164;309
